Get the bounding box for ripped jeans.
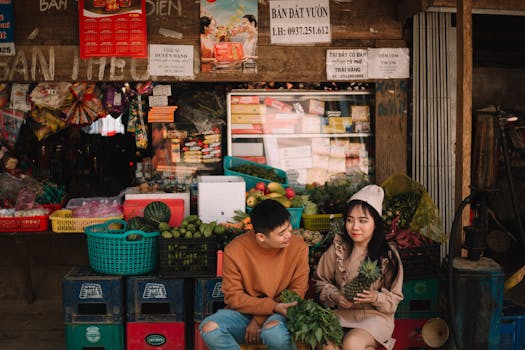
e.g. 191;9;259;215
199;309;296;350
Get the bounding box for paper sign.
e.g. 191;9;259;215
148;45;194;77
148;95;168;107
326;49;367;80
269;0;331;44
367;48;410;79
153;84;172;96
0;1;15;56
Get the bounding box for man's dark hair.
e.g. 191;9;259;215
250;199;290;235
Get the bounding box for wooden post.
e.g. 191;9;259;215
455;0;473;254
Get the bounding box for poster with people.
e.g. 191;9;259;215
200;0;258;74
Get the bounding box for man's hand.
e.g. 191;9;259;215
244;318;260;344
273;301;298;317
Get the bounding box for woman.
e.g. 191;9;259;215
314;184;404;350
200;16;217;72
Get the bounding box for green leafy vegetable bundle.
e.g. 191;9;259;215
280;290;343;349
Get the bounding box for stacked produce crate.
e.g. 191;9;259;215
193;278;225;350
126;275;186;349
62;266;125;350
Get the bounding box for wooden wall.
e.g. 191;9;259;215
0;0;408;181
1;0;406;82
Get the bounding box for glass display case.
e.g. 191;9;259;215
227;90;375;186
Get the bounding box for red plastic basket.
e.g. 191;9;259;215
0;215;49;232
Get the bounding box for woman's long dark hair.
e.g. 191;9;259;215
341;200;388;259
341;200;399;281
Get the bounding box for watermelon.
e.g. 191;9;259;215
128;216;157;232
143;201;171;224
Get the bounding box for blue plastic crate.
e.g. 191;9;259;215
126;275;185;322
62;266;124;323
223;156;288;190
500;315;525;350
194;278;225;322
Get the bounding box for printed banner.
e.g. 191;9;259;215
200;0;258;74
0;0;15;56
78;0;148;59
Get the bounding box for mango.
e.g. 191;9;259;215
267;182;286;195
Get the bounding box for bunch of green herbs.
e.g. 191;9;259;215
280;289;343;349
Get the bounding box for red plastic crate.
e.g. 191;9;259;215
127;321;185;350
0;215;49;232
123;198;184;227
392;318;428;350
194;322;209;350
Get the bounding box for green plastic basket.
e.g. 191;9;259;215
84;219;160;276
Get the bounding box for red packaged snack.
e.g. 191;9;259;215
214;42;244;62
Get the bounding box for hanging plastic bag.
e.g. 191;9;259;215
381;173;447;243
29;82;71;109
29;107;66;141
0;109;26;149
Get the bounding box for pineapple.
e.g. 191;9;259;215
342;257;382;300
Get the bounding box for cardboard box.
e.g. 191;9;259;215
231;142;263;157
264;97;293;112
198;176;245;223
230;104;266;115
231;114;266;124
124;192;190;218
351;105;370;122
231;96;260;104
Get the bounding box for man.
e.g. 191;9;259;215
200;199;310;350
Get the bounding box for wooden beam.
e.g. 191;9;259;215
431;0;525;11
395;0;430;21
455;0;472;253
375;80;408;183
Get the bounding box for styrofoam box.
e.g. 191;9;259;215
124;192;190;218
198;176;245;223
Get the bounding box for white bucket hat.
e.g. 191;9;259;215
348;184;384;216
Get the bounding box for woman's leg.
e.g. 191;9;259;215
342;328;380;350
199;309;250;350
260;313;295;350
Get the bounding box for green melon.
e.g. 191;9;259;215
128;216;157;232
143;201;171;224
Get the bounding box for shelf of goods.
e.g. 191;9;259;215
226;90;375;187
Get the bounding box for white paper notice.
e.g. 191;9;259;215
367;48;410;79
153;84;172;96
326;49;368;80
148;45;194;77
269;0;331;44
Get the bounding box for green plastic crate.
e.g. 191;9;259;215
65;323;124;350
223;156;288;190
396;278;440;319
